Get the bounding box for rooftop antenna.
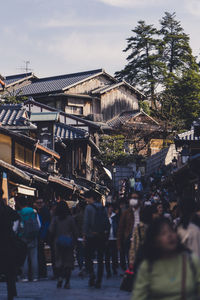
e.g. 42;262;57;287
16;60;33;75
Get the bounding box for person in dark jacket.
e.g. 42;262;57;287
74;201;87;276
117;193;141;271
0;196;19;300
34;198;51;279
105;203;119;278
49;201;78;289
83;191;110;289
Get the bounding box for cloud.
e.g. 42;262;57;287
46;31;126;75
43;18;129;28
184;0;200;16
97;0;165;7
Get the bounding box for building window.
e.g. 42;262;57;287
25;148;33;167
15;143;34;168
65;106;83;115
35;152;40;169
15;143;25;163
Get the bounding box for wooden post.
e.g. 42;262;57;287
2;172;9;205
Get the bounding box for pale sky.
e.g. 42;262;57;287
0;0;200;78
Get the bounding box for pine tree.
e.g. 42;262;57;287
115;21;165;107
160;12;196;77
116;13;200;131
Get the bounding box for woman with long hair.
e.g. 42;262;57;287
132;218;200;300
49;201;78;289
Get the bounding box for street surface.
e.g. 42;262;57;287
1;268;131;300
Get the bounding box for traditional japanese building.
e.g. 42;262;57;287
2;69;145;122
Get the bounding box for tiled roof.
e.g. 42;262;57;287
55;123;89;140
0;104;34;127
107;111;139;128
17;69;103;96
4;73;34;86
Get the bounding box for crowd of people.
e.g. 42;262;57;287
1;167;200;300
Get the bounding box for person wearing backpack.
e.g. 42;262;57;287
83;191;110;289
17;196;41;282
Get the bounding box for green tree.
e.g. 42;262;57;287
99;134;142;166
160;12;197;77
115;12;200;133
115;21;165;108
1;88;27;104
172;69;200;128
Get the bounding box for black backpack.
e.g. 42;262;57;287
91;204;110;235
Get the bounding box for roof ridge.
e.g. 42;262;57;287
5;72;33;79
35;69;103;82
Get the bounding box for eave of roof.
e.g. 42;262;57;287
91;80;145;98
107;109;159;128
46;92;94;100
62;69;116;91
137;109;160;125
48;175;75;190
1;73;37;90
24;99;104;130
0;159;31;182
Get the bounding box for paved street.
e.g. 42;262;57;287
1;268;131;300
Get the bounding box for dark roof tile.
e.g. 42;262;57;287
55;123;88;140
107;111;139;128
17;69;103;96
0;104;33;127
5;73;33;86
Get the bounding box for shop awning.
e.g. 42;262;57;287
48;175;90;198
0;160;31;183
74;176;110;195
48;175;75;190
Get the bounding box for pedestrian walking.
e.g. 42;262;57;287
34;198;51;279
105;203;119;278
49;201;78;289
178;197;200;259
83;191;110;289
132;218;200;300
17;196;41;282
117;193;141;271
129;206;152;272
129;176;135;193
0;197;19;300
74;201;87;276
134;179;143;193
